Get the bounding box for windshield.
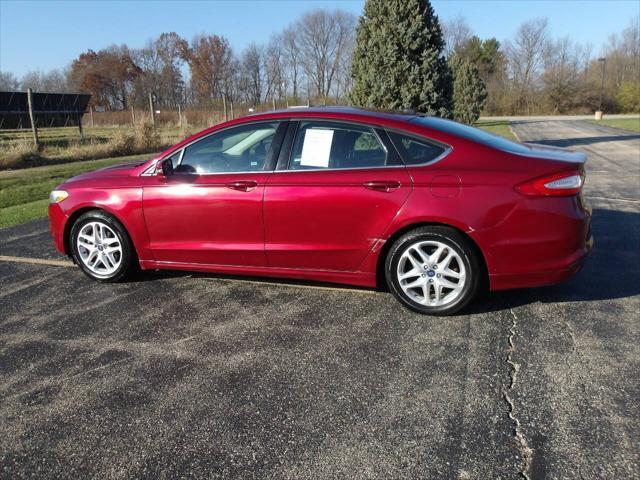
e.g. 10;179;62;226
410;116;532;155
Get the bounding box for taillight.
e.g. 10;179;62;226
515;170;585;197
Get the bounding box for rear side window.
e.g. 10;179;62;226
388;131;447;165
289;121;391;170
410;116;531;155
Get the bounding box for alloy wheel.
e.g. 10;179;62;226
396;240;467;307
76;221;123;277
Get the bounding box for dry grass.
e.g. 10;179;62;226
0;124;197;170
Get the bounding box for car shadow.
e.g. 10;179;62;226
466;207;639;314
130;207;639;315
523;135;640;148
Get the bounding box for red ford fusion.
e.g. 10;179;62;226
48;107;592;314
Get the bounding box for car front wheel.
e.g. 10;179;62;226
70;211;135;282
385;226;481;315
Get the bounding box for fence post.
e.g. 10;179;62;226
223;96;228;122
78;115;84;140
178;104;182;128
131;105;135;125
27;88;39;149
89;106;94;127
148;93;155;127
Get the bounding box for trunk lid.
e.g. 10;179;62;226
519;142;587;164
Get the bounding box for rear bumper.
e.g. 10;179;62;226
477;195;593;291
489;232;592;290
48;203;68;255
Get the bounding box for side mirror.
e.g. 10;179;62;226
156;158;174;177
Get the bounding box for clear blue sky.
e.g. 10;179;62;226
1;0;638;77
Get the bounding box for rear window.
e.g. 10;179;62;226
410;116;531;154
388;131;446;165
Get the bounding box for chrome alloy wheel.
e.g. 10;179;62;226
396;240;467;307
76;221;123;277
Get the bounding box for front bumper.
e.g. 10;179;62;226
48;203;68;254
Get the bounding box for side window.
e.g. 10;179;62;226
388;131;447;165
178;122;279;174
289;121;389;170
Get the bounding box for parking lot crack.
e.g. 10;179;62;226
563;320;577;366
503;308;533;480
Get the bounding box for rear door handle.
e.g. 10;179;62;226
363;180;401;192
226;180;258;192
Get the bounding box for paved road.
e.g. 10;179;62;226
482;114;640;121
1;120;638;479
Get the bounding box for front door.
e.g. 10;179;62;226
143;121;285;266
263;120;412;272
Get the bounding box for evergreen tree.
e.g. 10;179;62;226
349;0;453;117
450;55;487;124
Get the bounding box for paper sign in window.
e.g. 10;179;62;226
300;129;334;167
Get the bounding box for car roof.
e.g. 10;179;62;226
141;106;474;173
246;106;420;123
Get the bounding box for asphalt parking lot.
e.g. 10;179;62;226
1;120;638;479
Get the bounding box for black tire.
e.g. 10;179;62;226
385;226;481;315
70;210;136;282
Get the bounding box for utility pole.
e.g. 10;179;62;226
26;88;39;149
178;104;182;128
598;57;607;113
148;93;155;127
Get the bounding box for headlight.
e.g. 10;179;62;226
49;190;69;204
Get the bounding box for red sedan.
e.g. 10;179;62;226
48;107;592;314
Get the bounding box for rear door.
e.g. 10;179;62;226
263;120;412;271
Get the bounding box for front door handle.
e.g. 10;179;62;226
227;180;258;192
363;180;401;192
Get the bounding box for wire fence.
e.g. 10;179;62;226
82;99;308;129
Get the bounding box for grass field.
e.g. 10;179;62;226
0;153;154;228
474;120;518;140
586;117;640;133
0;121;515;229
0;125;192;170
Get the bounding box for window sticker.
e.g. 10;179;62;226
300;128;334;167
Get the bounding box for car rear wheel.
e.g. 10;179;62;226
70;211;135;282
385;226;481;315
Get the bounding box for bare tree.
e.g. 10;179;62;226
297;9;356;101
505;18;549;114
282;26;302;100
443;15;473;56
542;37;583;112
0;71;20;90
241;43;264;106
20;70;47;91
602;17;640;90
133;40;163;106
265;34;286;101
156;32;188;106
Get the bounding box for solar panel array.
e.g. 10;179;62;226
0;91;91;129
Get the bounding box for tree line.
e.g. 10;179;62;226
0;9;355;112
444;14;639;115
0;1;637;118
